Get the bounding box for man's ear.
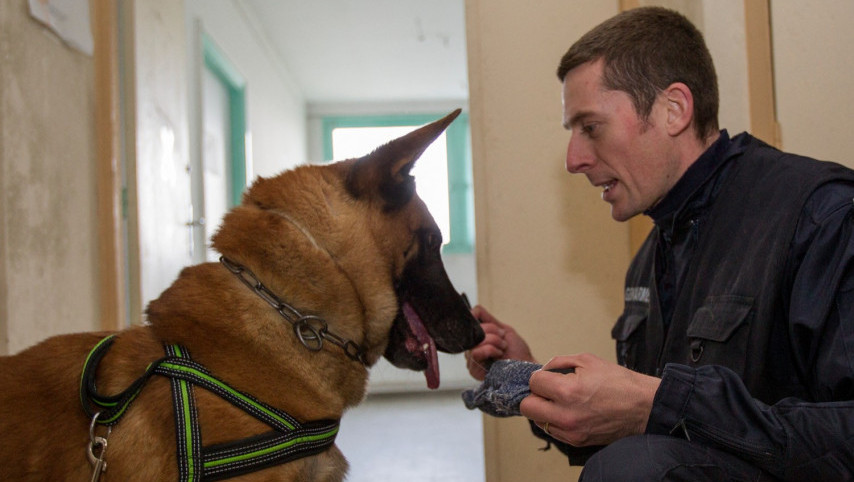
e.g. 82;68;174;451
663;82;694;137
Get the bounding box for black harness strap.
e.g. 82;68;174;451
80;335;340;481
165;344;203;481
79;335;165;424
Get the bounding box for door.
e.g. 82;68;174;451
127;8;246;318
198;64;230;262
129;0;194;317
192;32;247;264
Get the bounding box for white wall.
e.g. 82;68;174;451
185;0;307;179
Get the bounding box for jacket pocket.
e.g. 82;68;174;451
612;308;647;370
686;296;753;373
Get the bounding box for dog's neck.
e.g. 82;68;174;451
268;208;324;252
262;207;378;352
219;256;369;366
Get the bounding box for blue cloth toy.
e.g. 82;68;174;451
461;360;543;417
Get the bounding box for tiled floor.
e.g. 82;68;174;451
336;390;486;481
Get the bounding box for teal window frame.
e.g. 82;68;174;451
321;113;474;254
202;34;247;208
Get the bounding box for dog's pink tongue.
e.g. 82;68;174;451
402;302;440;389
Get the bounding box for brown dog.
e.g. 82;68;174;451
0;109;483;481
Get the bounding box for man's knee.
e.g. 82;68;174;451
579;435;728;482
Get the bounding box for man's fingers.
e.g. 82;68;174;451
528;369;575;402
481;331;507;349
520;392;556;423
472;305;507;329
479;321;506;338
542;354;584;372
469;343;504;362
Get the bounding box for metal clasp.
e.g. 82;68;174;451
88;412;112;481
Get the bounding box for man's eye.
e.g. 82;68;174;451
582;123;598;136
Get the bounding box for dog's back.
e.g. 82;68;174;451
1;332;118;480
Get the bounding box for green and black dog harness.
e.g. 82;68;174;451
79;335;340;481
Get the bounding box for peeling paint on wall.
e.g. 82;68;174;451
1;0;99;354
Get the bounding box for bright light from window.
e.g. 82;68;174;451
332;126;450;244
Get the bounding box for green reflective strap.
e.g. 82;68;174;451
79;335;116;413
80;335;147;424
81;335;174;425
167;345;200;482
205;426;340;469
180;379;196;481
158;361;296;431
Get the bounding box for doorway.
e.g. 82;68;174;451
193;33;247;264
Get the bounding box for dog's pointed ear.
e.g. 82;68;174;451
346;109;461;210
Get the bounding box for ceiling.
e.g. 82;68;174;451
243;0;469;105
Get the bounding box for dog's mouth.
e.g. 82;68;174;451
384;296;483;390
400;302;440;389
383;228;485;388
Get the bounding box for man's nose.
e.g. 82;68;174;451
565;134;594;173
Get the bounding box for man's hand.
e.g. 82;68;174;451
520;353;660;446
465;305;536;380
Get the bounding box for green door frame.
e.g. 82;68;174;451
202;34;247;207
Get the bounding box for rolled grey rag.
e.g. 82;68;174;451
461;360;543;417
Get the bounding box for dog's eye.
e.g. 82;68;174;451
426;233;442;251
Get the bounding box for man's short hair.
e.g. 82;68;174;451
557;7;719;140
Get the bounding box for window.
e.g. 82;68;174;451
322;114;473;254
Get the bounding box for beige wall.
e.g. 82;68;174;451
465;1;625;480
0;0;100;355
466;1;854;481
772;0;854;168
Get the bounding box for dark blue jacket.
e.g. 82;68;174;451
543;132;854;479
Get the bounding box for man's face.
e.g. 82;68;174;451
562;60;684;221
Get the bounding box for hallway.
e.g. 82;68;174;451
337;390;485;481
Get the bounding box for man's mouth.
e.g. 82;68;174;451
599;180;617;195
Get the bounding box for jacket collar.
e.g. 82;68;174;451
646;130;751;231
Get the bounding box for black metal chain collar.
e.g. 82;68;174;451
219;256;368;366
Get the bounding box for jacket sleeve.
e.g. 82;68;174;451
527;420;604;466
646;363;854;480
645;182;854;481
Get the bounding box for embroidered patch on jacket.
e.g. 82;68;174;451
625;286;650;304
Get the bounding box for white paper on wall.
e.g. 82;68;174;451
28;0;93;56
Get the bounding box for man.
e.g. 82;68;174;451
466;6;854;481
